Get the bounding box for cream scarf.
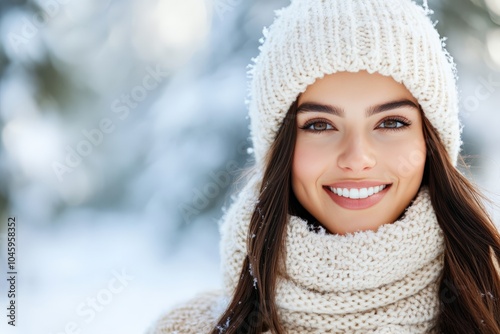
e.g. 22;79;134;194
219;172;445;333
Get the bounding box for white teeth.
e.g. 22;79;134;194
350;188;360;199
330;185;388;199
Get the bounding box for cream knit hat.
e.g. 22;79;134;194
246;0;462;166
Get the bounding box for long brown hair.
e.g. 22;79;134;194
210;99;500;334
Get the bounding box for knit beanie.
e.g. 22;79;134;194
246;0;462;167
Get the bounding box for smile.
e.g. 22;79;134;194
324;184;392;210
328;185;388;199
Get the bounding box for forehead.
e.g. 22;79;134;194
298;71;417;106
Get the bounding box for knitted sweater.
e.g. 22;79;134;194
147;172;445;334
146;290;227;334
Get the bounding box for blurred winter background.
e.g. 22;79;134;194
0;0;498;333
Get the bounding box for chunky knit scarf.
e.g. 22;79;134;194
219;172;445;333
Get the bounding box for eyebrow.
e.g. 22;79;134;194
296;99;420;117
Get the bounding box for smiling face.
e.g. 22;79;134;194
291;71;426;235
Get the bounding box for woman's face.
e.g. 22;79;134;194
292;71;426;235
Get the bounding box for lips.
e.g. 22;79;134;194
324;183;392;210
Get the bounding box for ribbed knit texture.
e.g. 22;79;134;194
218;172;444;333
246;0;462;167
146;290;228;334
147;175;445;333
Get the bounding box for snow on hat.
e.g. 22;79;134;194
245;0;462;167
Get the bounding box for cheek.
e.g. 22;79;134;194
383;137;426;179
292;140;327;187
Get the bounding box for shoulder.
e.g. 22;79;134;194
145;290;228;334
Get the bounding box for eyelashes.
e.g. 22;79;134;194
377;116;412;131
299;118;335;132
298;116;413;134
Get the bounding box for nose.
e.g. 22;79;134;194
337;134;376;172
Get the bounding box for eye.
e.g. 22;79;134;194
379;120;403;128
300;120;335;133
378;117;411;130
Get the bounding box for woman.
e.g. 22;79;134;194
147;0;500;333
